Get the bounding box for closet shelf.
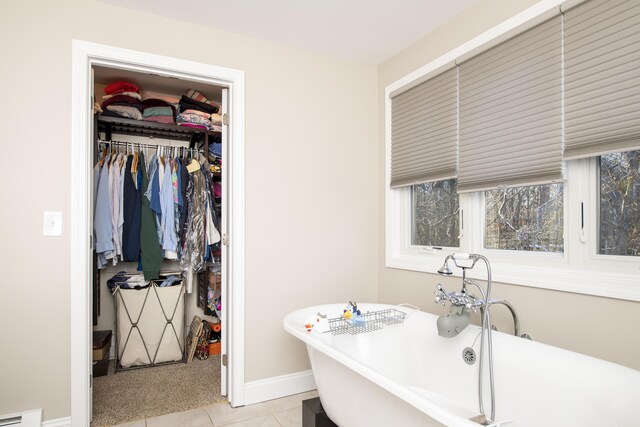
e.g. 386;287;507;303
97;115;221;141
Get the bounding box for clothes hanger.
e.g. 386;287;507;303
187;147;200;173
109;143;117;167
99;144;108;166
132;144;139;174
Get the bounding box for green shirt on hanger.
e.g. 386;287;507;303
139;152;163;280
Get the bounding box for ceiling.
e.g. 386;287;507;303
97;0;482;64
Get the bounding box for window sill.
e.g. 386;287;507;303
386;253;640;302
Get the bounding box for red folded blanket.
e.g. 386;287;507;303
104;81;139;95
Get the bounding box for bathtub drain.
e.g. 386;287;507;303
462;347;476;365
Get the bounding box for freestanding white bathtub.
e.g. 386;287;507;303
284;303;640;427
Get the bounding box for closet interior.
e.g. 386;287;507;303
90;65;227;425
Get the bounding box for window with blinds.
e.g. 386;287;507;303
457;16;564;193
564;0;640;160
390;67;457;188
385;0;640;293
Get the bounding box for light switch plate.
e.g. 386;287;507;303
43;211;63;236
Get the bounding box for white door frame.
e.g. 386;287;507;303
70;40;246;426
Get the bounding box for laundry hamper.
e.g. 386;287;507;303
114;280;186;370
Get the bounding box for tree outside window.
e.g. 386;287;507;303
485;184;564;252
412;179;459;247
599;150;640;256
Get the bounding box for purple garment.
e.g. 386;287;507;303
101;94;143;111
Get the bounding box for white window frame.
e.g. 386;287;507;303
384;0;640;302
387;159;640;302
584;156;640;268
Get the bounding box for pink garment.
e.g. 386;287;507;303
177;123;207;130
213;182;222;198
143;116;175;125
176;113;212;128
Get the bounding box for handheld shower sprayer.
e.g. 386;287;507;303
433;252;496;423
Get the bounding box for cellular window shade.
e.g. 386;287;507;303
457;16;563;193
390;68;457;188
564;0;640;160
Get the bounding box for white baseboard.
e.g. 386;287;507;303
244;370;316;406
0;409;41;427
42;416;71;427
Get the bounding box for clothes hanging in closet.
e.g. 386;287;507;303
93;143;221;290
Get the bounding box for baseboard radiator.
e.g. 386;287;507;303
0;409;42;427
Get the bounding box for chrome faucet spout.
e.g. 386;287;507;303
487;299;520;337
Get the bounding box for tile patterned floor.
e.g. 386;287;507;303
111;390;318;427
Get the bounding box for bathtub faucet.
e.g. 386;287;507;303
434;253;490;339
434;284;483;310
433;283;482;339
435;253;496;423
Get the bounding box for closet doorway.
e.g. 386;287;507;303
71;40;246;427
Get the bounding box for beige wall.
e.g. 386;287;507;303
0;0;378;421
378;0;640;371
3;0;638;422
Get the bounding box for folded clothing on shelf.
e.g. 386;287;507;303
179;95;218;115
177;122;208;130
103;91;142;100
177;112;212;129
143;106;174;117
99;81;142;120
101;94;143;111
104;81;140;95
142;99;176;115
186;88;218;109
140;90;181;105
141;100;176;124
143;116;175;125
182;109;211;119
106;105;143;120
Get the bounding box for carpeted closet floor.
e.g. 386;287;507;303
91;355;224;427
